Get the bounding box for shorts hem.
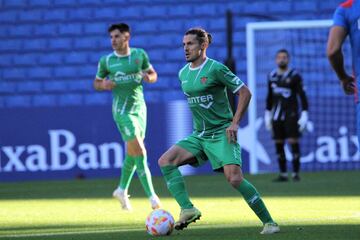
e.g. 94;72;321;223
175;142;207;167
212;162;242;172
121;134;145;142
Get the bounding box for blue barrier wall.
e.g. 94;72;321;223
0;0;342;108
0;0;347;181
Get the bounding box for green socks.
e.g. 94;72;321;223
159;165;273;223
134;155;156;198
119;155;155;197
119;154;156;198
160;165;193;209
237;179;274;224
119;155;136;190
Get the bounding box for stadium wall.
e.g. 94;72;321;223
0;0;349;181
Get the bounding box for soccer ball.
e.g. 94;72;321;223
145;209;174;236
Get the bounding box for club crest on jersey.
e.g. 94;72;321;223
286;78;291;83
200;77;207;84
135;59;140;65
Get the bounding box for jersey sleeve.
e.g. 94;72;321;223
294;73;309;111
216;63;244;93
95;56;109;79
141;49;152;72
332;6;349;30
265;74;273;111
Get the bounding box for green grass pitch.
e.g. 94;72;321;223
0;171;359;240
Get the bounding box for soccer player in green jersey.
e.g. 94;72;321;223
94;23;161;211
158;28;280;234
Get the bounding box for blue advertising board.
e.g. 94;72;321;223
0;102;214;181
1;97;359;182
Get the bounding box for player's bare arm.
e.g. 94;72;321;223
226;85;251;143
93;78;116;91
142;67;158;83
327;26;355;95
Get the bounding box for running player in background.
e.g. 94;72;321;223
327;0;360;145
158;28;280;234
264;49;309;182
93;23;161;210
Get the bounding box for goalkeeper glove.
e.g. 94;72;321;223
298;111;308;132
264;110;272;131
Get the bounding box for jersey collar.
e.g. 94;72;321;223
276;68;291;76
113;48;131;58
189;57;209;71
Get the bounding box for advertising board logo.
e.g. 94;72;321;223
0;129;124;172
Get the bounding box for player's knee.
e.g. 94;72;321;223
158;154;170;167
128;148;145;156
134;147;146;156
288;138;298;144
127;141;146;156
227;174;243;188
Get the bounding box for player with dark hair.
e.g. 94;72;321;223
265;49;309;182
93;23;161;210
327;0;360;144
158;27;280;234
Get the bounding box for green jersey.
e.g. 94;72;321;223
179;58;244;137
96;48;152;120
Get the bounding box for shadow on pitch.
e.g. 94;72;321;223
3;224;360;240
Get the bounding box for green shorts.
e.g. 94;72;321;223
115;112;146;141
176;130;242;171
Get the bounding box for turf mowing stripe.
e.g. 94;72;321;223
1;214;359;239
0;224;250;238
0;227;144;238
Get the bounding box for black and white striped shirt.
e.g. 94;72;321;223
266;68;308;121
